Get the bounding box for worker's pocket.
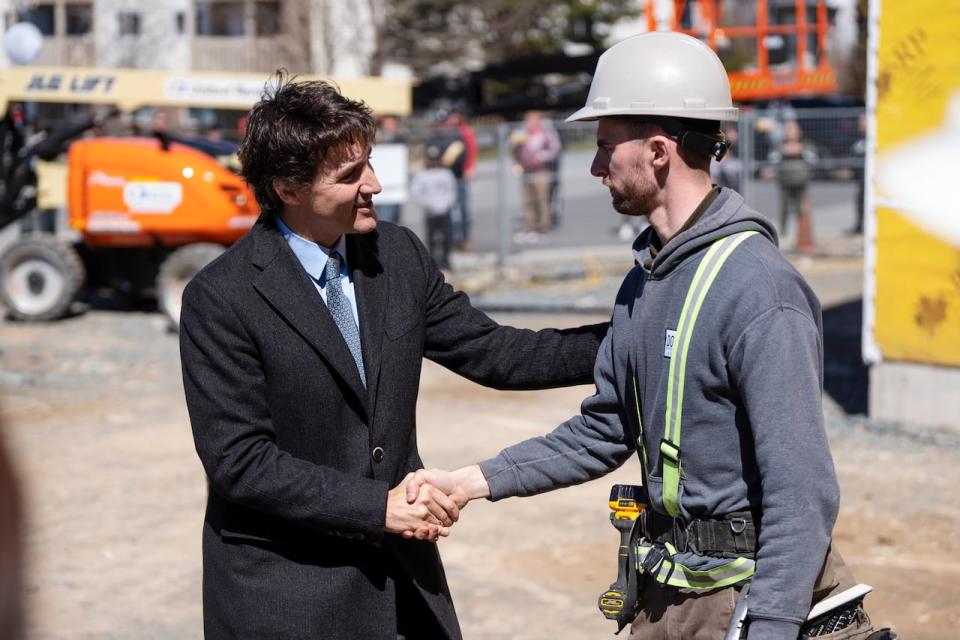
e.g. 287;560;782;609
219;527;277;545
806;546;876;640
812;546;857;603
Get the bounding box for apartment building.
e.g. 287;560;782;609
0;0;377;76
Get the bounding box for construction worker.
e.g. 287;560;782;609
408;32;877;639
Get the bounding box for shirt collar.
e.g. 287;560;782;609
274;215;349;284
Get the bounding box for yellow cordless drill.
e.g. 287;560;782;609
597;484;647;633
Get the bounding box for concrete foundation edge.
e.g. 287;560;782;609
869;360;960;432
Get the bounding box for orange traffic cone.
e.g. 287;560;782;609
795;196;815;256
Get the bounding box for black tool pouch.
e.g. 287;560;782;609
614;517;645;634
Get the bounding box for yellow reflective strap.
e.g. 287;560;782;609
661;231;758;518
635;543;756;590
655;556;756;589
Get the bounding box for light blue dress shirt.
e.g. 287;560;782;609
275;216;361;329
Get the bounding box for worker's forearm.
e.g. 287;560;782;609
454;464;491;501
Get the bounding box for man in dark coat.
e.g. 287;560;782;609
179;76;605;639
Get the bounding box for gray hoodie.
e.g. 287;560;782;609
479;188;839;639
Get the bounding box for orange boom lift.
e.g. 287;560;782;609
0;67;410;328
644;0;837;101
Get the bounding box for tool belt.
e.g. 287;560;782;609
644;509;757;558
633;509;757;591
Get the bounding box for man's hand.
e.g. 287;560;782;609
405;465;491;508
385;473;461;542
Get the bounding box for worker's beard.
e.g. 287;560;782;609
610;174;657;218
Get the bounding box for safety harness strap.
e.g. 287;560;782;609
644;509;757;556
632;376;649;477
661;231;758;518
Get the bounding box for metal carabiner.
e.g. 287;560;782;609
729;517;747;535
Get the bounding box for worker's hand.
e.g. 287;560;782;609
406;465;491;509
385;473;460;542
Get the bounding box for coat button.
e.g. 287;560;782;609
372;447;384;463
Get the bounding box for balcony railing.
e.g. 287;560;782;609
192;36;309;73
36;37;96;67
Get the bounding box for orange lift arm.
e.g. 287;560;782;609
646;0;837;102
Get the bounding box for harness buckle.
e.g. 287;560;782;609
659;438;680;462
641;545;668;576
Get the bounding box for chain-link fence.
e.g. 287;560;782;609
398;106;866;266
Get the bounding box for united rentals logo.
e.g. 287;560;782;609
163;77;264;106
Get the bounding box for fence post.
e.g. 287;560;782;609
739;109;755;209
496;122;510;269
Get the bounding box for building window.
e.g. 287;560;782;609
17;4;55;36
66;3;93;36
118;12;141;36
255;2;281;36
196;1;245;37
176;11;186;35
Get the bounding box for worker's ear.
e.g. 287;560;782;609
650;135;671;170
272;178;303;206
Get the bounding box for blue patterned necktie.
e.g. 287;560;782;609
323;251;366;387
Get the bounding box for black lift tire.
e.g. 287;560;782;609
157;243;224;330
0;233;85;321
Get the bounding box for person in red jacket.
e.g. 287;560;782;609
446;110;477;250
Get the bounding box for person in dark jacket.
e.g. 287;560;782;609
179;74;605;639
768;119;817;239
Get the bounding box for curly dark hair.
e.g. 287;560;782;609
238;71;377;216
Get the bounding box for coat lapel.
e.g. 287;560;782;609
348;232;387;417
250;220;369;417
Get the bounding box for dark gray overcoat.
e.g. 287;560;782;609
180;217;605;639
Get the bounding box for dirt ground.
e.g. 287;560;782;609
0;307;958;639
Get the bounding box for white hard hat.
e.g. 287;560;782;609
567;31;738;123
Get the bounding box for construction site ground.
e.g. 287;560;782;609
1;250;958;639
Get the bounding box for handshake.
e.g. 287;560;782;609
383;465;491;542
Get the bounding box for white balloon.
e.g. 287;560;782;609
4;22;44;66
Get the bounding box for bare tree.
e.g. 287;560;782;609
379;0;637;78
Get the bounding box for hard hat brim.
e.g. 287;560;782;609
565;105;740;124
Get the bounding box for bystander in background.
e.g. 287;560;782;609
768;119;817;240
410;145;458;270
426;111;467;245
711;123;742;192
512;111;561;244
446;110;477;250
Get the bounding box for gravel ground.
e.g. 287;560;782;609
0;304;957;639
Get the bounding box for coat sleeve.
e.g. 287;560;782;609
398;226;607;389
477;323;634;498
728;305;839;638
180;275;390;544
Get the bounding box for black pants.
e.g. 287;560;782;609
778;184;807;236
425;212;452;270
